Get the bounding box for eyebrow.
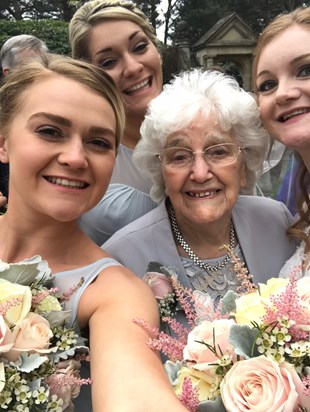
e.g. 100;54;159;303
257;53;310;79
29;112;116;137
30;112;71;126
94;31;142;56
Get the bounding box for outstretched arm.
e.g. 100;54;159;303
78;266;188;412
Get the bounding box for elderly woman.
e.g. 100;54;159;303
104;69;297;301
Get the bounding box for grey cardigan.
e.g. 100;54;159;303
103;195;297;287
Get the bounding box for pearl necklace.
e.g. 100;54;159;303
169;205;235;272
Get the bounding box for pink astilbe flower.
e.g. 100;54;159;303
161;317;189;345
178;377;199;412
223;245;257;294
171;276;197;327
263;273;309;341
46;374;92;389
32;288;58;306
0;297;22;316
60;278;85;302
148;331;185;361
133;317;160;339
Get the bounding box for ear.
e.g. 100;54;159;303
2;67;9;76
0;135;9;164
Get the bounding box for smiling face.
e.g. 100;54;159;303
162;114;246;232
256;24;310;166
0;75;117;222
89;19;163;122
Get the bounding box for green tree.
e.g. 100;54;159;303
0;0;77;21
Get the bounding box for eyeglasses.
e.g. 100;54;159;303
157;143;242;169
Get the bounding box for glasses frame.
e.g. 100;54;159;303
156;143;243;169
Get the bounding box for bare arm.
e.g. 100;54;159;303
78;266;188;412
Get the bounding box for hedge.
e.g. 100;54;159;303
0;19;71;56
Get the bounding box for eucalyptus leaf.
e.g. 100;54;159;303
220;290;238;316
198;396;226;412
228;324;260;358
0;255;51;285
15;353;49;373
52;345;89;363
164;360;184;385
43;309;72;327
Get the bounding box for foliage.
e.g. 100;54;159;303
176;0;310;44
0;0;77;21
0;20;71;56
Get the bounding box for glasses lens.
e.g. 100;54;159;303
161;148;192;168
205;144;239;165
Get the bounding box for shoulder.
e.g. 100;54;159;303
235;195;292;214
233;195;294;226
103;200;168;247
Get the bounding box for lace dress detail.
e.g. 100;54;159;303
180;244;246;307
279;240;310;279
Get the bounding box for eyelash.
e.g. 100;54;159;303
37;127;114;152
98;40;149;69
257;64;310;93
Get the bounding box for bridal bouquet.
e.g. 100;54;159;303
0;256;90;411
140;261;310;412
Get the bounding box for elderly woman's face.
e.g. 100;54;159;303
163;114;246;227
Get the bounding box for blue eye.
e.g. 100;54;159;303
37;126;62;139
86;139;114;152
257;80;277;93
99;58;117;70
298;64;310;77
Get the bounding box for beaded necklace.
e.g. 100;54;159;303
169;205;235;272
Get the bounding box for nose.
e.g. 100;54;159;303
189;153;213;182
275;78;301;105
58;139;88;169
122;53;143;77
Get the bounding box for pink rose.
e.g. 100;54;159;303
184;319;236;366
144;272;173;299
221;356;308;412
4;312;53;362
48;360;82;412
0;315;14;353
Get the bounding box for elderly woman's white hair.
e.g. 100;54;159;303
133;68;269;202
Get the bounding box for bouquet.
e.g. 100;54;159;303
0;256;90;411
140;260;310;412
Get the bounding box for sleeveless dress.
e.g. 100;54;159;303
54;257;122;412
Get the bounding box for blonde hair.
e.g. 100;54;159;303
0;53;125;147
69;0;158;60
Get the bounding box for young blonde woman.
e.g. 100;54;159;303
254;7;310;277
0;54;188;412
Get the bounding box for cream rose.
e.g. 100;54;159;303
48;360;82;411
184;319;235;365
0;278;32;326
4;312;53;362
259;277;289;300
144;272;173;299
0;315;14;354
221;356;307;412
234;291;266;326
36;295;62;313
173;366;215;402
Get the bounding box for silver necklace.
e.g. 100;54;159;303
169;205;235;272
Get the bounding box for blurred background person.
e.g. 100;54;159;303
0;34;48;204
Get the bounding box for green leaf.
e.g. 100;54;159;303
220;290;238;316
228;324;259;358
